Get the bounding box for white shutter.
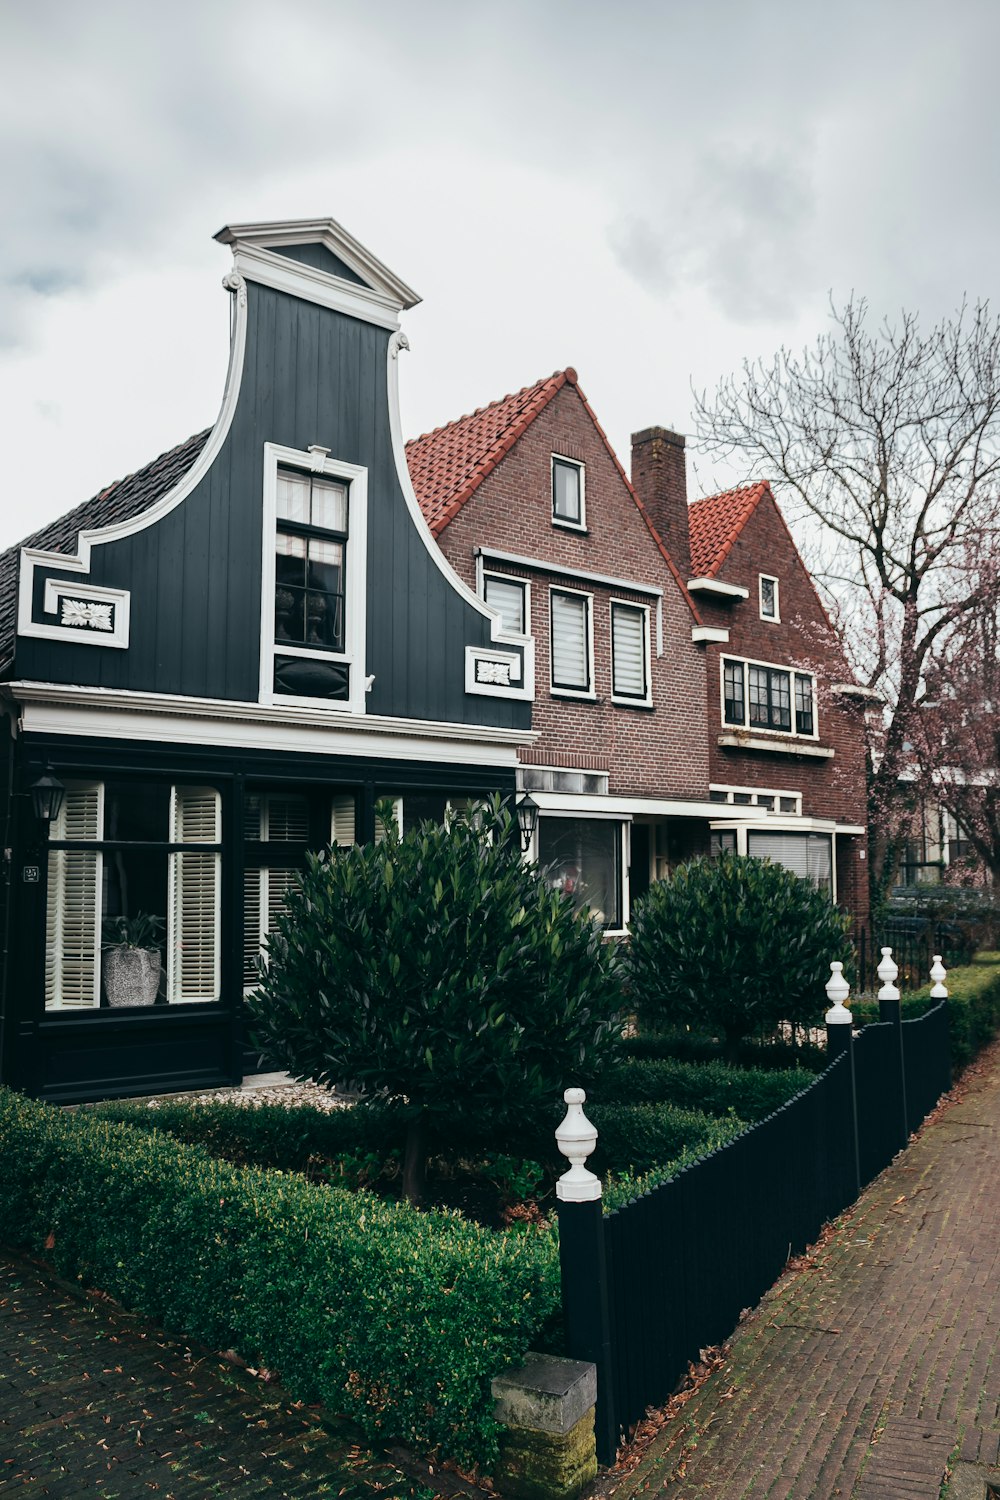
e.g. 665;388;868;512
243;868;263;990
374;797;403;843
45;783;102;1010
612;605;647;699
551;592;590;690
331;793;356;847
168;786;221;1003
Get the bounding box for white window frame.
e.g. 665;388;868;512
532;811;629;936
550;585;595;699
259;442;369;714
759;574;780;622
719;654;819;741
551;454;586;531
609;599;652;707
709;784;803;816
482;570;531;637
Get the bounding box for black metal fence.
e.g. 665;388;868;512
558;998;951;1464
853;921;974;993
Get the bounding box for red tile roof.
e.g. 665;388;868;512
406;368;702;623
688;482;772;578
406;370;573;536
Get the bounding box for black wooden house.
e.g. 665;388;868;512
0;217;534;1103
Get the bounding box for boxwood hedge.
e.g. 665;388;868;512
600;1056;815;1121
850;950;1000;1070
0;1088;560;1466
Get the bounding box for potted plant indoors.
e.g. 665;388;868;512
101;912;165;1007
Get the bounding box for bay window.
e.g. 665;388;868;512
722;656;818;739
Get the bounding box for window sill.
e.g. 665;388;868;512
611;696;654;710
552;519;588;534
717;732;834;759
551;687;597;701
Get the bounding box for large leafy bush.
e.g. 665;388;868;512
627;853;852;1059
246;799;623;1202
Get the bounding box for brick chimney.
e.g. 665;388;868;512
630;427;690;577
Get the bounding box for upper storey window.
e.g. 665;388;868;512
723;655;817;740
274;470;348;652
552;456;585;530
483;572;529;636
759;574;779;622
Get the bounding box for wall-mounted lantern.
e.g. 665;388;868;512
30;769;65;829
516;792;538;852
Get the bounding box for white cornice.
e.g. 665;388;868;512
530;790;761;820
686;577;750;600
6;682;535;765
475;547;664;599
230;244;405;331
214;217;421;309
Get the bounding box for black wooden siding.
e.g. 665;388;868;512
16;281;529;732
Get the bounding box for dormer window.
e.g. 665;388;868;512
759;574;779;622
552;456;585;530
275;470;348;650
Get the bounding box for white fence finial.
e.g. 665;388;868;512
930;954;949;1000
825;960;852;1025
555;1088;602;1203
877;946;900;1003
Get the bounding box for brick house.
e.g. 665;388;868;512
674;476;872;925
407;369;732;932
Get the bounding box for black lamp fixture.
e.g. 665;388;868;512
516;791;539;852
30;768;66;828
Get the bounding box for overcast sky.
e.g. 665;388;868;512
1;0;998;552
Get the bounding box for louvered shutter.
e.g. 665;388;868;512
243;868;263;990
168;786;221;1003
45;783;103;1010
612;604;647;699
374;797;402;843
264;795;309;842
551;592;590;690
331;793;356;847
747;831;832;891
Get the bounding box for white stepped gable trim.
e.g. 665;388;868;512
384;334;536;698
214;217;421;311
16;276;248;648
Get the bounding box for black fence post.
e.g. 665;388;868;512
825;960;861;1197
877;946;909;1150
555;1088;618;1467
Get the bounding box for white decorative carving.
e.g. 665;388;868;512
476;659;512;686
221;271;247;306
308;444;331;472
61;598;114;632
390;330;410;359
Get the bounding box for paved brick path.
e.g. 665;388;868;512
0;1254;427;1499
613;1037;1000;1500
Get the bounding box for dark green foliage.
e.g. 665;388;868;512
586;1101;745;1178
627;854;853;1058
623;1029;828;1072
852;950;1000;1070
601;1056;814;1121
0;1089;560;1466
246;799;623;1200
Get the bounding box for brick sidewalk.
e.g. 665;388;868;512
610;1036;1000;1500
0;1253;434;1499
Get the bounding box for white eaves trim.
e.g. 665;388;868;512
529;790;761;820
692;626;730;643
229;243;405;332
687;577;749;599
6;681;536;766
710;815;865;836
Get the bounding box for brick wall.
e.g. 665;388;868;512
432;383;711;801
695;489;870;923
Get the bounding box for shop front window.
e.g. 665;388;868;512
537;817;623;930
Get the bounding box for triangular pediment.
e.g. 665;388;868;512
214;217;421;311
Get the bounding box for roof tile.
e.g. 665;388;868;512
688;482;771;578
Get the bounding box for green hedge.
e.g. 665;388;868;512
851;951;1000;1070
0;1088;559;1466
622;1030;828;1073
600;1057;814;1121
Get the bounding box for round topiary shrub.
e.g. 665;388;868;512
626;852;852;1060
246;798;624;1203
